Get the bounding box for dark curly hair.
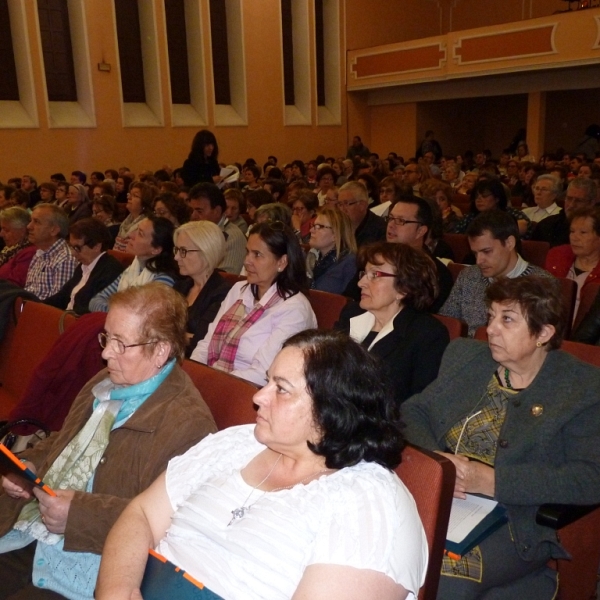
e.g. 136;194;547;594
283;329;405;470
358;242;439;311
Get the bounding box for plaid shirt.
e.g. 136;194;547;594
25;238;78;300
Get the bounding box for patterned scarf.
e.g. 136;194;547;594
207;288;283;372
0;240;31;268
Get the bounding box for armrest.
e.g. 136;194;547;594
536;503;600;529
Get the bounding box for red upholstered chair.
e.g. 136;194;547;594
473;325;488;341
433;314;468;340
0;301;78;421
558;278;577;339
182;360;259;430
447;262;466;283
443;234;471;264
521;240;550;269
572;281;600;334
107;249;135;268
307;290;349;330
396;445;455;600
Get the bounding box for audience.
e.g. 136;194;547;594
113;181;154;252
0;207;36;287
522;174;562;223
223;188;249;234
338;181;386;247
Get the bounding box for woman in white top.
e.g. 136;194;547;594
97;329;428;600
113;181;154;252
191;221;317;385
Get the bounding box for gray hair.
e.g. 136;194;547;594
339;181;368;203
33;203;70;238
70;183;88;205
0;206;30;229
173;221;226;273
254;202;292;227
568;177;598;204
536;174;561;197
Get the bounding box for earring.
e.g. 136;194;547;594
536;341;542;348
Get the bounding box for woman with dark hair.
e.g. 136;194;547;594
152;192;191;227
454;178;532;238
97;329;428;600
245;189;273;224
191;221;317;384
113;181;155;252
90;216;178;312
180;129;221;187
290;190;319;241
92;195;120;243
308;207;357;293
339;242;449;406
315;166;336;206
115;175;133;204
402;276;600;599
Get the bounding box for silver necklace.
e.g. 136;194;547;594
228;455;331;526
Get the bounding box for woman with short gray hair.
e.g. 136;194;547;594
0;207;36;286
522;174;562;223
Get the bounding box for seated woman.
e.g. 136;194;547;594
245;189;273;225
545;206;600;321
191;221;317;384
454;178;532;238
224;188;249;234
455;171;477;196
0;207;36;287
254;202;293;228
45;218;124;314
91;194;120;244
172;221;232;356
308;206;357;294
97;329;428;600
0;283;216;600
113;181;155;252
314;166;337;206
427;179;462;233
64;184;92;224
338;242;449;406
402;276;600;599
89;216;178;312
152;191;191;227
290;190;319;242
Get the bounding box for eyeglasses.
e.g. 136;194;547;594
154;209;170;217
337;200;362;208
358;270;396;281
173;246;201;258
68;243;86;253
533;186;552;193
98;332;157;355
292;206;306;213
384;216;422;227
310;223;333;231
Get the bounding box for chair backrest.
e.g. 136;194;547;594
443;234;471;264
0;301;74;420
447;262;466;283
561;340;600;368
220;272;247;287
396;444;455;600
473;325;488;341
520;240;550;269
572;281;600;333
182;360;259;430
433;314;468;340
107;249;135;268
558;277;577;339
307;289;349;330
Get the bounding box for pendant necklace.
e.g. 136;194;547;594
228;455;331;526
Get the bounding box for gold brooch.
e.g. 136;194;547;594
531;404;543;417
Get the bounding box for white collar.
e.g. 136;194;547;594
81;251;105;275
241;281;279;310
349;309;401;350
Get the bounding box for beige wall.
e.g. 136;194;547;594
0;0;349;183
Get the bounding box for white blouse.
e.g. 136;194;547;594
158;425;428;600
190;281;317;385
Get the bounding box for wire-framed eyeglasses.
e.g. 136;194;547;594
98;332;157;355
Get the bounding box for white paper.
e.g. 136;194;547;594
447;493;498;544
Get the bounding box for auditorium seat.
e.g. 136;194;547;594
107;249;135;268
396;445;455;600
433;314;468;340
447;262;466;283
307;289;349;329
443;234;471;264
521;240;550;269
571;281;600;334
182;360;259;430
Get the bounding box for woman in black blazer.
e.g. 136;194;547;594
173;221;232;356
338;242;449;405
44;218;124;314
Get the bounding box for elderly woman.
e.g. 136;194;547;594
97;329;428;600
113;181;155;252
545;206;600;320
308;206;357;294
0;207;36;286
454;178;532;238
0;283;216;600
191;221;317;385
44;219;124;315
173;221;232;356
90;216;178;312
152;192;191;227
402;276;600;599
522;174;562;223
339;242;449;406
455;171;478;196
91;195;120;244
64;184;92;224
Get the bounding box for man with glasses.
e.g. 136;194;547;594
532;177;598;247
188;182;245;274
403;162;423;196
45;218;123;314
522;174;562;223
385;197;453;312
337;181;386;248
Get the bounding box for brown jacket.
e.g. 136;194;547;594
0;364;217;554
